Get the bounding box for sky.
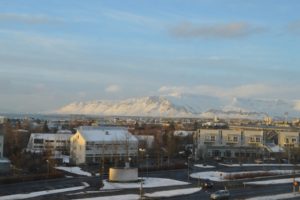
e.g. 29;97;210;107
0;0;300;113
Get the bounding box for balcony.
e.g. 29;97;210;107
226;140;239;145
204;140;216;145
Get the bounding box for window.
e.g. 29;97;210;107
292;138;297;143
34;139;43;144
210;136;216;141
227;136;238;142
205;135;216;141
286;138;289;143
250;137;261;143
256;137;261;142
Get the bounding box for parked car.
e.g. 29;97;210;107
201;179;214;188
210;190;230;200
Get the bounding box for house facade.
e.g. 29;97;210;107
194;129;264;160
70;126;138;165
26;133;72;156
278;131;300;148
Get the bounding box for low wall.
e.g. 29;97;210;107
109;167;138;182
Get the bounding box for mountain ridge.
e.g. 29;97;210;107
55;95;300;119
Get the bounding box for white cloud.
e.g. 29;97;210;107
169;21;266;39
159;84;274;99
0;13;63;25
105;84;121;93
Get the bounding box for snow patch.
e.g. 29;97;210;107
144;187;201;198
55;166;92;176
194;164;215;168
71;187;201;200
245;178;300;185
102;177;189;190
190;170;300;182
74;194;139;200
220;163;299;167
0;182;89;200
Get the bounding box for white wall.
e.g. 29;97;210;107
70;132;86;164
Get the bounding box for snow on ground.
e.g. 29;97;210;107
190;171;225;181
0;182;89;200
245;177;300;185
220;163;300;167
74;194;139;200
73;187;201;200
102;177;189;190
55;166;92;176
194;164;215;168
190;170;300;182
144;187;201;198
246;192;300;200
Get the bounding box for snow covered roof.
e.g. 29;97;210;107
30;133;72;140
174;130;193;137
77;126;138;142
57;130;72;134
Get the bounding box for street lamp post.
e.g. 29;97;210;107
187;156;192;181
46;159;49;179
146;154;149;178
140;178;143;199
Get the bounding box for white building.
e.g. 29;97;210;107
194;129;264;160
278;131;300;148
70;126;138;165
243;130;264;147
26;133;72;156
0;116;6;124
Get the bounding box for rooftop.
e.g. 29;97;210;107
30;133;72;140
77;126;138;142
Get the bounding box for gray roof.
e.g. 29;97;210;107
77;126;138;142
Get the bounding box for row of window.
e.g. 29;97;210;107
204;136;261;143
209;150;259;157
33;139;69;144
285;138;297;143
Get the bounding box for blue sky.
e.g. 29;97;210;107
0;0;300;113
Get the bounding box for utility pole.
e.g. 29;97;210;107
187;156;192;181
139;178;144;199
146;154;149;178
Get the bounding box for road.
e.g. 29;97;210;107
0;166;300;199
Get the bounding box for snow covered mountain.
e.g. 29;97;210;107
57;96;193;117
55;95;300;119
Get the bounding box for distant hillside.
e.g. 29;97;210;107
55;95;300;119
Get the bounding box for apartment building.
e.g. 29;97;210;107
278;131;300;148
194;129;264;160
70;126;138;165
26;133;72;156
